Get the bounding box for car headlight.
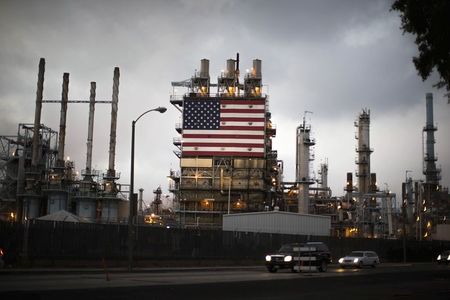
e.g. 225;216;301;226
437;254;441;260
284;255;292;262
338;258;344;264
353;258;359;263
265;255;272;262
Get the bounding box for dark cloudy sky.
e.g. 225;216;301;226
1;0;449;206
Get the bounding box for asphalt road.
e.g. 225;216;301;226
0;263;449;300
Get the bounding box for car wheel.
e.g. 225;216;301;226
371;261;377;268
358;262;363;269
291;266;298;273
319;261;328;272
267;266;277;273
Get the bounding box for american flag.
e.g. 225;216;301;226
182;99;266;157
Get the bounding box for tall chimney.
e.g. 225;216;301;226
107;67;120;178
57;73;69;164
85;82;96;176
423;93;440;184
356;109;372;194
31;58;45;167
138;188;144;214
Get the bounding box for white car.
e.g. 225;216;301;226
338;251;380;268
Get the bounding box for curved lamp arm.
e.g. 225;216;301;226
134;106;167;124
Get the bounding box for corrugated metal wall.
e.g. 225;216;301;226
223;211;331;236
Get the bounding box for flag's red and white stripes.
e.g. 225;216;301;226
182;99;266;157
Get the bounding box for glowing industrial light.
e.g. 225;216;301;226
423;206;427;212
427;221;432;229
424;232;428;238
246;69;250;73
66;156;70;161
416;216;420;222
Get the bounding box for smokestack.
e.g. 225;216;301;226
107;67;120;178
423;93;440;184
226;59;235;78
57;73;69;164
319;162;328;189
253;59;262;78
345;172;353;192
356;109;372;194
138;188;144;213
370;173;377;193
31;58;45;167
199;59;209;78
85;82;96;176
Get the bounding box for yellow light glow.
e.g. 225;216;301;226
427;221;432;228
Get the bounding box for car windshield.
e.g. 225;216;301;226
279;244;301;252
349;251;364;257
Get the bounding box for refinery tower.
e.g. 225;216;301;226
169;55;281;228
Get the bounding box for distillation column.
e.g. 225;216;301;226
296;116;315;214
355;109;372;194
423;93;440;185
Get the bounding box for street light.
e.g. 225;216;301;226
128;106;167;271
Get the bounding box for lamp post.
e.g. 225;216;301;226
128;106;167;271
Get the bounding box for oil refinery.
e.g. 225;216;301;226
0;56;449;241
167;54;449;239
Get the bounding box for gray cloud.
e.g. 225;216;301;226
0;0;448;201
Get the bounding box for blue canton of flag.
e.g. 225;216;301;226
183;100;220;130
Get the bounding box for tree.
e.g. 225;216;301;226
392;0;450;98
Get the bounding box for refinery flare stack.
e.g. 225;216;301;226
168;54;282;229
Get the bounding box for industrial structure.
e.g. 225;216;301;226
279;109;397;238
334;109;396;238
169;55;282;228
1;57;448;241
402;93;450;240
0;58;128;223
